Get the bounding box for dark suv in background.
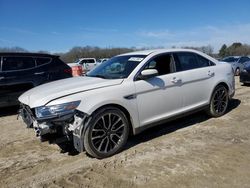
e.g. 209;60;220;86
0;53;72;108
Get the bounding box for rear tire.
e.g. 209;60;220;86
84;107;129;159
206;85;229;117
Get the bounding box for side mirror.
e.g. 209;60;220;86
138;69;158;80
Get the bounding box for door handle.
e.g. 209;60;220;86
208;71;215;77
171;77;182;83
34;72;45;75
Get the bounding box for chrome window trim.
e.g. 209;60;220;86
172;52;216;73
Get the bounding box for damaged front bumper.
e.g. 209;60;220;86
18;104;89;152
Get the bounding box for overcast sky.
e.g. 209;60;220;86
1;0;250;52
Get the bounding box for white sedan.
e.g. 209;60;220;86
19;49;235;158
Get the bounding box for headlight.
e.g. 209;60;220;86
35;101;81;119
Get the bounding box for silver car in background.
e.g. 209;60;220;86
221;56;250;76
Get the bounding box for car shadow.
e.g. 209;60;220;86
124;98;241;151
125;112;209;150
227;98;241;113
0;106;19;117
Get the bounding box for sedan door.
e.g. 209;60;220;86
173;52;216;111
134;53;183;126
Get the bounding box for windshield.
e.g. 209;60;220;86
222;57;240;63
86;55;146;79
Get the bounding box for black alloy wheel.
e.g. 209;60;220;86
84;107;129;158
207;85;229;117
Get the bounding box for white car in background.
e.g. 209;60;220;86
19;49;235;158
69;58;99;74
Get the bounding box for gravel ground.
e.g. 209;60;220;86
0;78;250;188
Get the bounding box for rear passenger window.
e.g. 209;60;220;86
174;52;212;72
36;57;51;66
174;52;199;71
2;57;35;71
196;54;211;67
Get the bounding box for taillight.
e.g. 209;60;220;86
71;65;83;76
64;68;72;74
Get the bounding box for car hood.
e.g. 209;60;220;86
19;76;124;108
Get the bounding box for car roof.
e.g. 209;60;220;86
120;48;207;56
0;52;58;58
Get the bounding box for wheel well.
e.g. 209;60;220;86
210;82;229;101
92;104;134;135
217;82;229;91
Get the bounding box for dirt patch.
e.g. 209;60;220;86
1;78;250;188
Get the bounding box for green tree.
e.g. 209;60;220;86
219;44;227;57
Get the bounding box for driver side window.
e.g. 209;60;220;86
144;54;174;76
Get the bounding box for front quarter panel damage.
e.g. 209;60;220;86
68;111;90;152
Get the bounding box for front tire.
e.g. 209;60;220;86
206;85;229;117
84;107;129;159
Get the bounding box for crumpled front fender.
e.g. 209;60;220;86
69;110;91;152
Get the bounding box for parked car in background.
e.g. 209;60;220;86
69;58;99;74
71;64;83;77
0;53;72;108
221;56;250;76
19;49;235;159
240;61;250;85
